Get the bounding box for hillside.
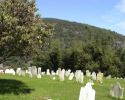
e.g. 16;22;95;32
43;18;125;48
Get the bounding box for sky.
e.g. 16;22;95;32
36;0;125;35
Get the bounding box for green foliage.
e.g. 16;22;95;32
3;56;29;69
0;0;52;63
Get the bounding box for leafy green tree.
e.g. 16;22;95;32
0;0;52;63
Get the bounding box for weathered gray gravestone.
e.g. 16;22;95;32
31;66;37;76
110;82;124;99
0;63;3;68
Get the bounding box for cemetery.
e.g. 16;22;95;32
1;0;125;100
0;67;124;100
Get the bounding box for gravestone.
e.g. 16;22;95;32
51;70;56;76
59;69;65;81
16;68;22;76
91;72;96;81
65;69;71;77
80;72;84;83
68;72;74;80
79;82;96;100
75;70;84;83
0;63;3;68
26;67;32;77
31;66;37;76
58;68;61;76
75;70;81;82
5;68;15;75
0;64;3;73
86;70;91;77
46;69;50;75
97;72;103;83
37;67;41;75
110;82;124;99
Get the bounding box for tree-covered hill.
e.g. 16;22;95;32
43;18;125;48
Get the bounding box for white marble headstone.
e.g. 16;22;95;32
79;82;95;100
5;68;15;75
59;69;65;81
75;70;84;83
46;69;50;75
37;67;41;75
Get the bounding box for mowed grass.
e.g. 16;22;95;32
0;74;124;100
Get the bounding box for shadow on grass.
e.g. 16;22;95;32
0;79;34;95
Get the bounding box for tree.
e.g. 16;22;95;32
0;0;52;63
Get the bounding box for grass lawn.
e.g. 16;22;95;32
0;74;124;100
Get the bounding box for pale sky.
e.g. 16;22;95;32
36;0;125;35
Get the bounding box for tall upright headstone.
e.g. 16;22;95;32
97;72;103;83
75;70;84;83
37;67;41;75
91;72;96;81
0;63;3;68
46;69;50;75
59;69;65;81
31;66;37;76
